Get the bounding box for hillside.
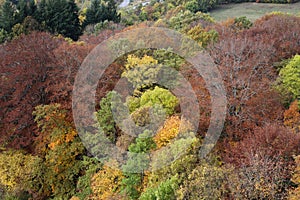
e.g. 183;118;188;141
210;1;300;21
0;0;300;199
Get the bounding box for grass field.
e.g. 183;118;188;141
209;2;300;21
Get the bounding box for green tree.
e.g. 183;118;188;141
139;86;179;116
95;91;120;142
0;0;15;32
126;87;179;121
73;156;102;200
141;134;201;200
83;0;120;28
15;0;36;24
233;16;253;30
278;55;300;102
197;0;218;12
36;0;82;40
140;176;179;200
148;135;200;186
0;0;37;37
121;130;156;199
0;28;8;43
186;24;218;48
152;48;184;71
167;10;215;31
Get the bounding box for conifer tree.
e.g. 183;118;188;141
83;0;120;28
15;0;36;24
36;0;82;40
0;0;15;31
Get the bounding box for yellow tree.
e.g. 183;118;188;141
122;54;160;92
33;104;85;199
0;150;43;198
154;115;193;148
186;24;218;48
90;160;125;200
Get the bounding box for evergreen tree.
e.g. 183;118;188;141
83;0;120;28
83;0;101;27
35;0;46;26
36;0;82;40
105;0;120;22
0;0;37;33
0;0;16;31
59;0;82;40
15;0;37;24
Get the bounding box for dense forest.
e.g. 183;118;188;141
0;0;300;199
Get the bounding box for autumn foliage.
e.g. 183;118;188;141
0;9;300;200
154;115;193;148
284;100;300;133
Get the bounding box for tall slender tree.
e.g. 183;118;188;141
36;0;82;40
15;0;37;24
83;0;120;28
0;0;16;31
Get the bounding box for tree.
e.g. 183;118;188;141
288;155;300;200
177;160;234;200
284;100;300;133
140;87;179;116
122;54;159;92
232;154;290;199
186;24;218;48
148;135;200;188
15;0;37;24
36;0;82;40
95;91;119;142
185;0;218;13
154;115;193;148
83;0;120;28
121;130;156;199
90;160;124;200
223;124;300;199
126;86;179;117
0;0;37;40
166;10;215;32
232;16;253;31
0;32;60;150
60;0;82;40
33;104;85;198
277;54;300;102
209;14;300;139
0;31;91;151
73;156;102;200
0;28;8;43
0;150;44;198
0;0;16;31
140;176;179;200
